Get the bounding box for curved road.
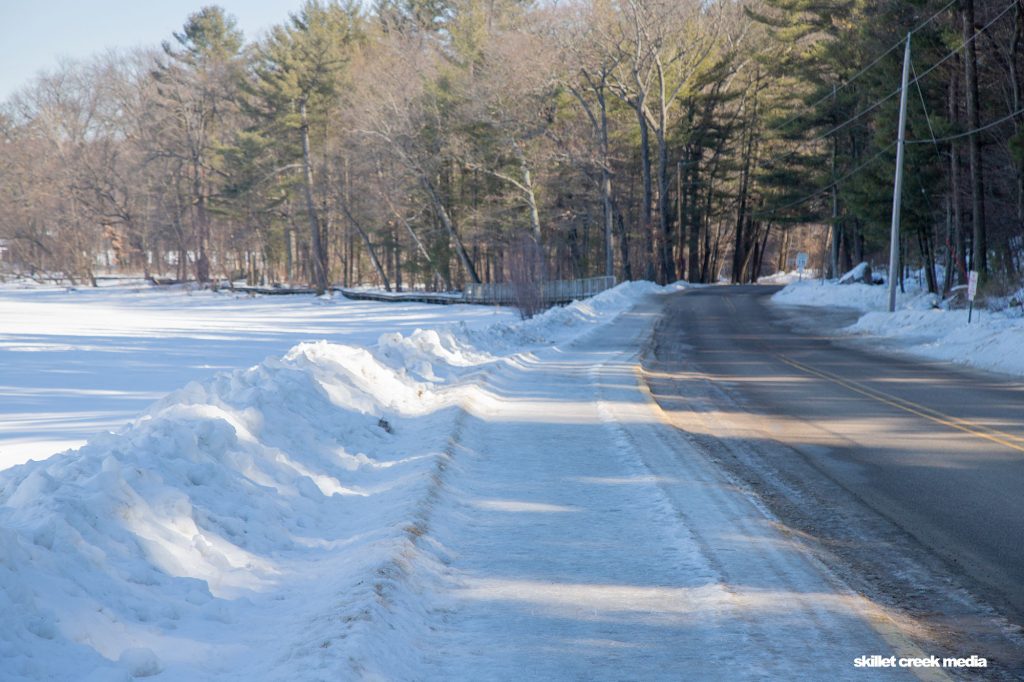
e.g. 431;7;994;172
646;285;1024;676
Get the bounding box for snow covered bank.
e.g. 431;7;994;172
756;269;819;285
0;282;516;470
772;277;1024;377
0;281;664;680
1;339;461;680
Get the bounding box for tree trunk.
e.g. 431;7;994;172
830;87;841;280
384;196;451;290
521;160;542;246
755;223;771;281
687;145;702;282
1011;2;1024;275
616;202;632;281
702;213;713;283
675;159;685;278
962;0;987;275
636;105;656;281
339;203;389;291
600;90;615;278
777;228;790;274
420;174;480;284
732;117;755;283
193;161;210;284
393;224;402;291
655;119;672;284
300;98;328;294
948;63;967;287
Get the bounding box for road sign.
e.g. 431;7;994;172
967;270;979;301
967;270;979;324
796;252;808;281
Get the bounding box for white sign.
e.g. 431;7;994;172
968;270;979;301
796;252;808;271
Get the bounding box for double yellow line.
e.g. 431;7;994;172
776;354;1024;454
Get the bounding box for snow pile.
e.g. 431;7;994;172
0;339;462;681
838;262;869;284
0;282;515;470
772;277;1024;377
848;307;1024;376
0;281;664;680
757;269;818;285
494;280;665;344
772;278;890;312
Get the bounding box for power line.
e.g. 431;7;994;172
749;0;1020;220
753;142;897;219
767;0;958;135
837;0;1019;140
762;0;1018;183
907;105;1024;144
908;0;1018;87
909;60;946;165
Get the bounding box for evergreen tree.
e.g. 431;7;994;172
246;0;362;293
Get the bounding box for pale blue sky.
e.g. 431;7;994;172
0;0;310;101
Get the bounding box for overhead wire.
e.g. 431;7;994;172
908;105;1024;144
770;0;1014;160
818;0;1020;143
909;60;946;166
753;142;897;219
756;0;1020;218
766;0;959;135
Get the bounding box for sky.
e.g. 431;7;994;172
0;0;309;102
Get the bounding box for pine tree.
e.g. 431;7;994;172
246;0;362;293
152;6;245;283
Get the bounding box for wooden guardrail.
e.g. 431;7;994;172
227;276;617;307
463;276;616;305
334;288;465;305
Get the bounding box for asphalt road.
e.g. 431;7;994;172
646;285;1024;676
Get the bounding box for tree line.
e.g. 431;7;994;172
1;0;1021;298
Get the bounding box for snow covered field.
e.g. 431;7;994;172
772;273;1024;377
0;283;515;470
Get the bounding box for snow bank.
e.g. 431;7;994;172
757;269;818;285
848;308;1024;376
463;280;667;350
772;278;890;312
772;278;1024;377
0;281;516;470
0;338;461;680
0;281;666;680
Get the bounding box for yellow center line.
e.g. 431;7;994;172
638;358;954;681
776;354;1024;454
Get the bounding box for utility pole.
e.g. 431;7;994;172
676;159;683;281
830;84;840;280
888;33;912;313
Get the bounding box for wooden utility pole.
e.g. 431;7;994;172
888;34;912;313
